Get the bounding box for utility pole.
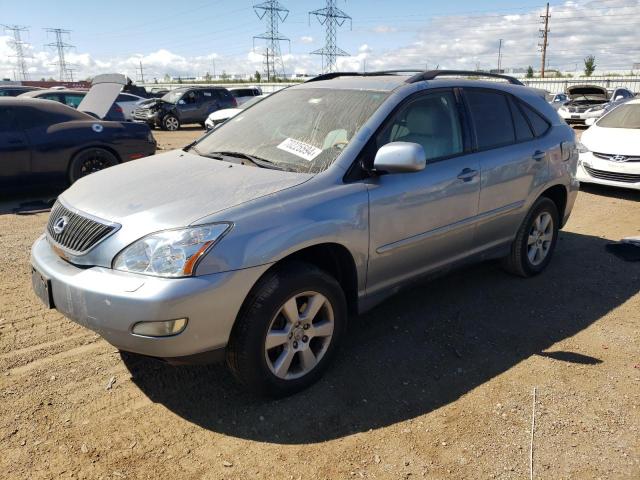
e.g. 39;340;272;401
497;39;503;73
137;59;145;83
309;0;352;73
539;2;550;78
45;28;75;82
3;25;31;81
253;0;290;81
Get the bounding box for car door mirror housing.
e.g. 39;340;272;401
373;142;426;174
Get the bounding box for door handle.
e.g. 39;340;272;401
532;150;546;161
457;168;478;182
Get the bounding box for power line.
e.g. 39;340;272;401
45;28;75;81
3;24;31;81
309;0;352;73
253;0;290;80
539;2;550;78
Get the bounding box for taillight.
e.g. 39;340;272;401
114;105;123;112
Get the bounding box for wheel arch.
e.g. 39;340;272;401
539;184;568;226
67;145;122;183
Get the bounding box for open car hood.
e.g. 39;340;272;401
77;73;126;119
566;85;608;99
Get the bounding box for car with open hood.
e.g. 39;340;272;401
577;98;640;190
557;85;634;124
132;86;237;131
30;70;578;396
1;74;155;187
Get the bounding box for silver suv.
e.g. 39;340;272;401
31;71;579;396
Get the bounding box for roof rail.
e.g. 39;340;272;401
406;70;524;86
305;70;426;83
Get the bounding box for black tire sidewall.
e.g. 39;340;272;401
517;197;559;276
228;263;347;397
69;148;118;184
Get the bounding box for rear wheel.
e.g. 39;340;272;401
227;262;347;397
162;114;180;131
502;197;559;277
69;148;118;184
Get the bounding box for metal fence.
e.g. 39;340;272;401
139;82;297;94
522;76;640;94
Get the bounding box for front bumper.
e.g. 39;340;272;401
577;152;640;190
558;109;603;123
30;235;270;359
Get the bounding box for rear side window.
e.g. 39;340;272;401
508;97;534;142
520;103;550;137
39;93;62;102
465;90;515;150
63;94;84;108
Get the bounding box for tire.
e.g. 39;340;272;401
502;196;559;277
68;148;118;184
227;261;347;397
162;114;180;131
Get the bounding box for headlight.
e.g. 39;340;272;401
588;105;605;112
576;141;589;154
113;223;231;277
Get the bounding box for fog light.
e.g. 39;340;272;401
132;318;187;337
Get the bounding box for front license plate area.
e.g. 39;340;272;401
31;266;54;309
571;115;580;119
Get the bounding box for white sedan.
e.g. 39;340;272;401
577;99;640;190
204;94;268;130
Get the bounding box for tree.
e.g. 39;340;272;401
221;70;230;81
204;72;212;82
526;66;534;78
255;70;262;83
584;55;596;77
163;73;170;82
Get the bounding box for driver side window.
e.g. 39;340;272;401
183;91;200;105
377;91;463;163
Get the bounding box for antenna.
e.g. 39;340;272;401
309;0;352;73
253;0;290;81
45;28;75;82
3;25;31;81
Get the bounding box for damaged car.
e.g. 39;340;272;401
132;86;237;131
558;85;634;124
1;74;155;187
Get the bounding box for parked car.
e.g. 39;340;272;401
548;92;568;110
204;94;268;130
577;99;640;190
228;86;263;106
18;88;126;121
132;86;237;131
115;93;146;121
0;97;155;187
147;87;169;98
0;85;43;97
558;85;634;124
30;70;577;396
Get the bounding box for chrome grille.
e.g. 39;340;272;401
593;152;640;163
46;201;118;254
584;166;640;184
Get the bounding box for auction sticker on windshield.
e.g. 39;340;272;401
277;138;322;161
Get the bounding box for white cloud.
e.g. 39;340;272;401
1;0;638;81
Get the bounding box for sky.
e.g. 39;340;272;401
1;0;639;81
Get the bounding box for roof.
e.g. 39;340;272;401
19;88;87;97
0;97;90;115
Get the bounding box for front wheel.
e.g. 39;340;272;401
227;262;347;397
162;114;180;131
69;148;118;184
502;197;559;277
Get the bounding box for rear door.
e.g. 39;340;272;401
462;88;550;248
0;105;31;183
200;89;220;119
366;89;481;294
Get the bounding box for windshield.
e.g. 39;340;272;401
597;104;640;129
161;90;184;104
193;88;389;173
240;95;266;109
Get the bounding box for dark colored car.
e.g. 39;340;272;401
133;86;237;131
18;89;126;121
0;85;43;97
0;98;156;187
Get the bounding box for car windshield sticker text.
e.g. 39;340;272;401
277;138;322;161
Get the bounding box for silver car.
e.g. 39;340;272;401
31;71;579;396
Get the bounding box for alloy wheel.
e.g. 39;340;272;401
527;212;554;266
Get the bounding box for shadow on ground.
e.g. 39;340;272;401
123;230;638;444
580;183;640;202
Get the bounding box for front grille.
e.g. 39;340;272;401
584;165;640;184
46;201;118;254
593;152;640;163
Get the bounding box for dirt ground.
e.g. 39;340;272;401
1;127;639;480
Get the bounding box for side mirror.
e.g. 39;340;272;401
373;142;426;174
178;99;186;105
585;118;596;126
614;95;623;101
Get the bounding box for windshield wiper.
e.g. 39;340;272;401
207;151;287;170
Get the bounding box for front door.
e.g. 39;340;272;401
178;90;201;123
366;90;480;296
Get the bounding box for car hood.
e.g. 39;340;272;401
582;125;640;155
60;150;313;229
137;98;173;108
566;85;608;99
